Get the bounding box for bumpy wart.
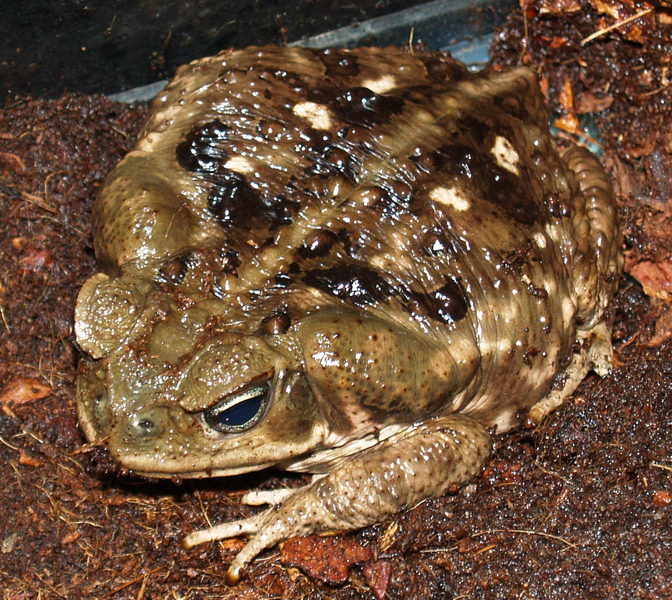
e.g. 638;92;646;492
74;46;622;584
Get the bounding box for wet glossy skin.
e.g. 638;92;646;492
74;46;622;583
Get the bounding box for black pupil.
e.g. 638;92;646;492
204;384;268;432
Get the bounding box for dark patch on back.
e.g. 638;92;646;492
433;142;540;226
298;230;336;259
421;229;450;256
493;94;531;122
207;171;259;228
458;115;493;142
257;119;286;142
337;125;369;145
305;145;358;180
411;145;439;174
207;172;298;230
303;265;394;307
327;87;405;128
273;272;293;289
294;128;332;156
419;55;469;83
219;249;240;273
335;229;357;259
260;195;299;226
379;180;414;217
404;279;469;325
320;49;361;79
176;120;229;173
269;69;306;95
429;279;469;323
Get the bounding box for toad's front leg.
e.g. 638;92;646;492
184;414;491;584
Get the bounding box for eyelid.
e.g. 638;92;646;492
207;383;269;416
189;369;274;414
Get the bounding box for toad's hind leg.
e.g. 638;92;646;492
563;144;623;328
526;146;622;425
184;414;491;585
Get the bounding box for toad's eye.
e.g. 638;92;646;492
203;382;270;433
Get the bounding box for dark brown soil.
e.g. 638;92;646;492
1;3;671;598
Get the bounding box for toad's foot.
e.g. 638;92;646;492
527;320;613;426
183;414;491;584
239;488;297;506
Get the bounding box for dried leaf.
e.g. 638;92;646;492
281;535;373;584
0;378;52;406
554;76;581;133
19;450;43;468
537;0;582;14
584;1;655;43
574;91;614;113
61;531;81;545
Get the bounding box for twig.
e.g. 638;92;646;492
581;8;654;46
640;81;672;98
44;170;67;203
0;434;21;452
194;488;214;529
0;305;11;333
20;189;58;213
420;527;578;553
103;567;164;598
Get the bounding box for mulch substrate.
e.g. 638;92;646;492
1;2;670;598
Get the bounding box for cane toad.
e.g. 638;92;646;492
74;46;622;583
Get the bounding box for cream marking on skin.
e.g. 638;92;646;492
533;231;548;249
491;136;520;175
360;75;397;94
293;102;333;130
430;186;471;211
224;156;254;174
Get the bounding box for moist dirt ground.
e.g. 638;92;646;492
1;2;671;599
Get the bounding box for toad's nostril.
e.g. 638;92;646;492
137;418;155;432
130;413;164;439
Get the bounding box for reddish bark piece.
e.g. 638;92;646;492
483;459;524;485
0;151;26;174
61;531;80;545
0;378;51;406
19;246;54;271
652;490;672;507
363;560;392;600
629;260;672;300
19;451;43;468
574;91;614;114
281;535;374;584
